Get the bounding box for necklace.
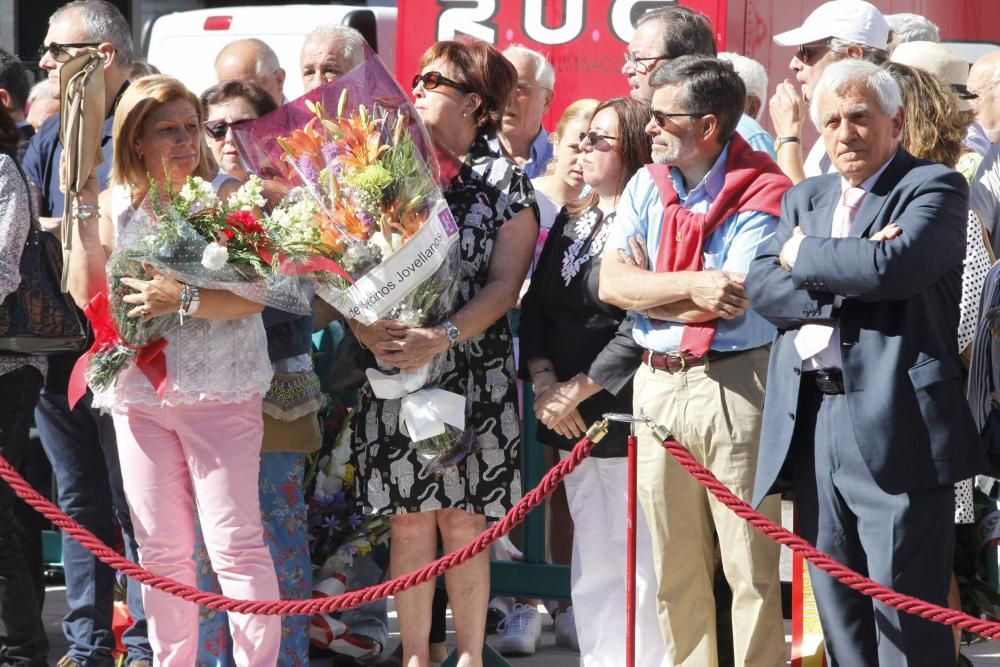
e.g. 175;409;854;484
560;208;615;286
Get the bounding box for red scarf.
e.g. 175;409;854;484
647;133;791;356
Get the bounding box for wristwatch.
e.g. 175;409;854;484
439;320;460;347
774;136;801;152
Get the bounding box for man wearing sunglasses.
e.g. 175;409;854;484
20;2;152;667
600;56;790;667
769;0;890;184
490;44;554;179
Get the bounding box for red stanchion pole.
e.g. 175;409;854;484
626;430;638;667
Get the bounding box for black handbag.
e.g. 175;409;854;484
0;160;87;354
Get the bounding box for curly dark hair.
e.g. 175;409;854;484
0;104;19;158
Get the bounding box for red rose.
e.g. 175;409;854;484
226;210;264;235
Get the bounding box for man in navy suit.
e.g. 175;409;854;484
747;58;988;665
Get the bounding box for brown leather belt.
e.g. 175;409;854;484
641;349;746;373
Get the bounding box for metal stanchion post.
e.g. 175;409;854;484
626;425;638;667
605;411;651;667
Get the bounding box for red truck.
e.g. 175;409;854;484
397;0;1000;128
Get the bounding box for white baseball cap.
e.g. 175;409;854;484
773;0;890;51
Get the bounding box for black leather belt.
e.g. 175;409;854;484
806;368;845;395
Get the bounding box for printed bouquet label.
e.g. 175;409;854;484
324;201;457;322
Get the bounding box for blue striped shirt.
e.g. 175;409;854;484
605;143;778;353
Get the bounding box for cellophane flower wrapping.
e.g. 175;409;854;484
234;46;476;471
86;175;312;393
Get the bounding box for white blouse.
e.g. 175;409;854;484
92;182;272;410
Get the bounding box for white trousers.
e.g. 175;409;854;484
561;452;667;667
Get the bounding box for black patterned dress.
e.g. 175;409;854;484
351;137;538;518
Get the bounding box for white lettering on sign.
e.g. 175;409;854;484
436;0;677;47
523;0;584;44
436;0;498;43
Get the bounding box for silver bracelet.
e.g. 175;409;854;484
73;203;99;224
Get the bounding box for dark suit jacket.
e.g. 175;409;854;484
747;148;987;506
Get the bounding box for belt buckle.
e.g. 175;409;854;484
666;351;687;372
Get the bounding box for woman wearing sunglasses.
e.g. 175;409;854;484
349;40;538;667
65;75;281;664
193;79;318;666
519;96;667;667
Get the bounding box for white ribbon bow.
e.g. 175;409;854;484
366;367;466;442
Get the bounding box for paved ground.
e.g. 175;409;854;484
39;586;1000;665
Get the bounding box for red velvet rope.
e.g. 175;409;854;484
658;436;1000;639
0;430;600;616
2;428;1000;638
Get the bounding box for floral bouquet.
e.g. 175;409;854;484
72;175;312;403
234;46;475;470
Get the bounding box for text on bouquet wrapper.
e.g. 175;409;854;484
345;231;451;319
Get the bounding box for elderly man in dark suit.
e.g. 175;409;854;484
747;58;988;665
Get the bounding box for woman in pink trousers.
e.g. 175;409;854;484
65;75;280;665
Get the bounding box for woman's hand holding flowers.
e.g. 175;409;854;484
376;325;451;372
120;263;183;321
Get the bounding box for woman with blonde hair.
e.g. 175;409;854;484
66;74;281;664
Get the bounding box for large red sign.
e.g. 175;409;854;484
397;1;719;127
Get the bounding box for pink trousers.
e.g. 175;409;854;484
113;398;280;666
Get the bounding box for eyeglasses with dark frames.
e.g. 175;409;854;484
624;52;671;75
203;118;255;140
412;71;470;93
579;131;617;148
37;41;101;63
795;40;832;65
651;110;706;128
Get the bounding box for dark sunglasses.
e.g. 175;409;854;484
579;131;617;148
203;118;254;140
651;110;706;128
412;71;469;93
37;41;101;63
795;40;832;65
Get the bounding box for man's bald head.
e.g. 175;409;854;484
215;38;285;105
969;51;1000;142
300;25;365;93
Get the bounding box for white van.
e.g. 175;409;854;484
144;4;397;100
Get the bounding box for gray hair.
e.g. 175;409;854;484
502;43;555;90
215;38;281;76
809;59;903;129
303;24;366;71
829;37;890;65
28;79;54;104
718;52;767;119
51;0;134;65
886;13;941;51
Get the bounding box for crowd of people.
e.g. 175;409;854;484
1;0;1000;665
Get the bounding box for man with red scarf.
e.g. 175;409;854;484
599;55;790;667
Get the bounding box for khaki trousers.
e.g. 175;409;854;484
634;347;784;667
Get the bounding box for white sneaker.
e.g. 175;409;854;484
554;607;579;652
496;604;542;656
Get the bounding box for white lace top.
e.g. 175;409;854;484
92;182;272;410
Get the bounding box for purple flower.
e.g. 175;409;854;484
297;154;320;190
349;513;364;530
322;142;340;164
